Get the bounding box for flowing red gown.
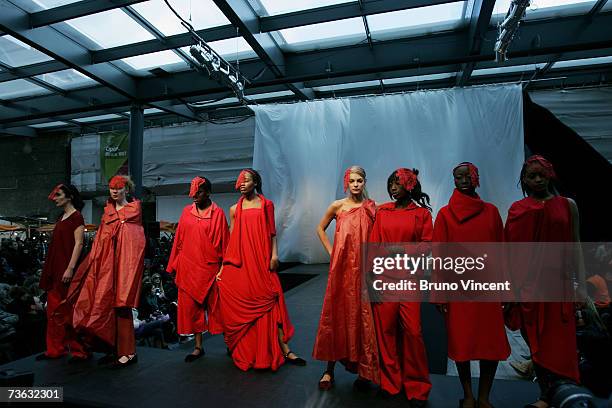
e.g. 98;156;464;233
433;189;510;362
218;195;294;371
370;202;432;399
313;200;380;383
39;211;88;358
166;202;229;335
63;200;145;349
505;196;579;382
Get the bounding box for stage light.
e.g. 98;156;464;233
494;0;531;62
549;381;595;408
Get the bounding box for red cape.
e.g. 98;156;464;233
432;189;510;362
60;200;145;347
313;199;380;383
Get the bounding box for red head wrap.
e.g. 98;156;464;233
109;175;128;189
343;168;352;192
235;169;253;191
525;155;556;179
48;184;63;201
453;162;480;188
189;177;207;198
395;168;418;191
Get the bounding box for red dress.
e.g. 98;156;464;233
370;202;432;399
433;189;510;362
505;196;579;382
64;200;145;348
312;200;380;383
218;195;294;371
167;203;229;335
40;211;88;358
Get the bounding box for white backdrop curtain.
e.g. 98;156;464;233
252;85;524;263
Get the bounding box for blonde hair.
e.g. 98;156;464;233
346;165;369;199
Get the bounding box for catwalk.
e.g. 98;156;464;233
0;264;601;408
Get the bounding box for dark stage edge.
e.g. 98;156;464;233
0;264;599;408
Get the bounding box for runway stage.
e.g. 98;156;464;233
0;264;582;408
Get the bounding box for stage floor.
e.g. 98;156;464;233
0;264;598;407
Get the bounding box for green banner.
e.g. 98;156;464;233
100;131;128;182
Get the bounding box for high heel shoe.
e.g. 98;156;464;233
318;370;334;391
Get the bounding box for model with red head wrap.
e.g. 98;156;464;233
505;156;582;407
62;175;145;368
217;168;305;371
167;176;229;362
370;168;432;405
433;162;510;408
37;184;89;362
314;165;380;391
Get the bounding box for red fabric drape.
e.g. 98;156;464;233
61;200;145;347
218;195;294;371
370;202;432;399
432;189;510;362
167;203;229;334
313;200;380;383
505;196;579;382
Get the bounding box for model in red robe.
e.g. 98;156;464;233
166;201;229;337
505;196;579;382
370;200;433;401
433;189;511;363
39;186;89;360
313;198;380;384
218;194;294;371
63;196;145;364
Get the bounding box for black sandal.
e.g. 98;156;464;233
319;370;334;391
111;354;138;369
284;350;306;366
185;346;205;363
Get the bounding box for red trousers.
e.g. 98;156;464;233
373;302;431;400
115;307;135;356
177;288;206;335
45;289;88;358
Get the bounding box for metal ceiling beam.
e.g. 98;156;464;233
588;0;610;16
29;0;148;28
456;0;496;86
212;0;314;101
0;125;37;137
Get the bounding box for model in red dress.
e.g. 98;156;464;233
505;156;581;408
37;184;89;361
166;177;229;362
370;168;432;406
65;176;145;368
433;163;510;408
218;169;305;371
314;165;380;390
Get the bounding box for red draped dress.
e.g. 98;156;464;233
370;202;432;400
39;211;88;358
313;200;380;383
166;202;229;335
64;199;145;356
433;189;510;362
504;196;579;382
218;195;294;371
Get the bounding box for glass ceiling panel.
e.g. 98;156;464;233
258;0;356;16
278;17;366;52
29;121;69;128
120;50;189;76
247;90;294;100
383;72;456;85
10;0;81;13
313;79;380;92
491;0;595;22
34;69;98;90
367;2;466;41
0;79;53;99
0;35;53;67
65;9;156;49
130;0;230;37
552;56;612;69
144;108;163;115
74;114;123;123
180;37;257;62
472;63;546;76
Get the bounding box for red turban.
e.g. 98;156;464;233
525;155;556;179
109;175;128;189
395;168;418;191
453;162;480;188
189;177;207;198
